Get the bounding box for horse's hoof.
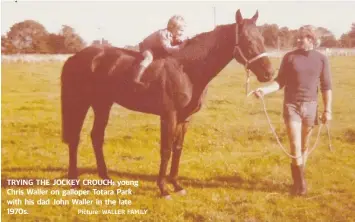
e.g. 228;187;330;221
175;189;187;196
71;184;80;189
162;195;173;200
68;173;78;180
99;174;111;180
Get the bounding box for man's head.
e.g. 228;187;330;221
167;15;186;39
297;25;319;50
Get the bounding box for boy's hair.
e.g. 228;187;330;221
167;15;186;32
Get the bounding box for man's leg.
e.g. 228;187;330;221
284;101;307;195
294;102;318;195
301;102;318;166
285;120;303;195
301;125;313;166
285;120;303;166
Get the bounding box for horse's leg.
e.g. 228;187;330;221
169;120;189;195
158;111;177;199
91;102;113;179
67;104;90;180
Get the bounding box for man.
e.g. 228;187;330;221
253;25;332;196
132;15;189;89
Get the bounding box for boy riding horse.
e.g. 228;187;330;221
133;15;189;89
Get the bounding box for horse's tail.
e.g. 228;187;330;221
60;54;91;145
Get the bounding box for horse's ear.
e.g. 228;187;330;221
251;10;259;24
235;9;243;24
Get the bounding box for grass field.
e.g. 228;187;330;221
2;56;355;222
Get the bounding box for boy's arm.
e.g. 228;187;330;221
159;31;184;54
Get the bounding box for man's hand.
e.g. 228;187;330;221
249;82;280;98
321;111;332;124
252;88;265;98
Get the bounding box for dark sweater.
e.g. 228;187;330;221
275;49;332;103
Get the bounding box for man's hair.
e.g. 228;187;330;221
298;25;320;47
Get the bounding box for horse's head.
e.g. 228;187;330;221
233;9;274;82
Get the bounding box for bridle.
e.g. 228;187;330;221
233;23;269;95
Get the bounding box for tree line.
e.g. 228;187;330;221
258;23;355;49
1;20;354;54
1;20;88;54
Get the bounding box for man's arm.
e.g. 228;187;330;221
320;55;333;123
254;53;289;97
256;81;281;97
322;90;332;113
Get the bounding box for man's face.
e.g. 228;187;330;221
297;32;314;50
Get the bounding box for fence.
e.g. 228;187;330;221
2;48;355;63
1;54;73;63
268;48;355;58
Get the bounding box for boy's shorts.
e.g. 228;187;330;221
283;101;318;126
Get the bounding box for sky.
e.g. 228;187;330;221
1;1;355;47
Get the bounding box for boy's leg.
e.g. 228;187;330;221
133;50;153;87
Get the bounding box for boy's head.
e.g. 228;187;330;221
167;15;186;38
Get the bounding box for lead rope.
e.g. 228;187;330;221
256;95;334;164
326;124;334;151
245;68;251;96
259;96;323;160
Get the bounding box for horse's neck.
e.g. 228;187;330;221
176;24;235;86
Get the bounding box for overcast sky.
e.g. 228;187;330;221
2;1;355;46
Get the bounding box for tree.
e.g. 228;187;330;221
278;27;295;49
60;25;86;53
260;24;279;48
337;23;355;48
347;23;355;47
348;23;355;38
339;33;352;48
1;35;16;54
47;33;65;53
6;20;50;53
315;27;337;47
320;35;337;47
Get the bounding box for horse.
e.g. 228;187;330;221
61;9;275;199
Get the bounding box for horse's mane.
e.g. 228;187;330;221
89;23;234;64
174;24;234;61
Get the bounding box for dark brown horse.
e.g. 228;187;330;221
61;9;274;199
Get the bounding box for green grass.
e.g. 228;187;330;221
2;57;355;222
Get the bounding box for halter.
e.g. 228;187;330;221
233;23;269;95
